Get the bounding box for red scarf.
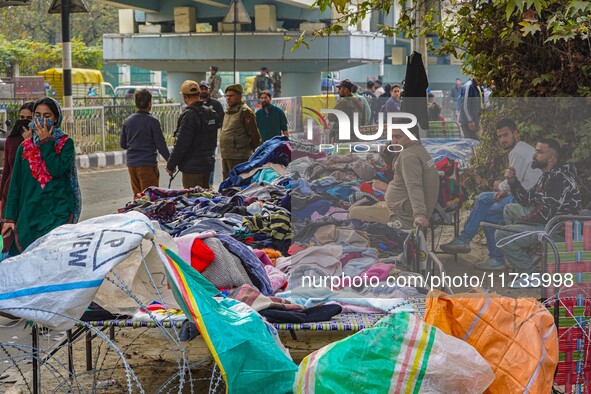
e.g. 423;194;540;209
22;136;68;189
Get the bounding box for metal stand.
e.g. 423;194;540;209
431;208;461;262
32;324;39;394
85;328;92;371
67;330;74;380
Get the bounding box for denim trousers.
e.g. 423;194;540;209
460;191;513;259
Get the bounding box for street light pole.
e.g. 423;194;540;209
49;0;88;108
233;0;237;83
224;0;250;84
61;0;73;108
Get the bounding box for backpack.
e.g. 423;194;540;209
185;103;219;151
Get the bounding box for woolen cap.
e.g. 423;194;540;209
180;80;200;94
225;84;243;95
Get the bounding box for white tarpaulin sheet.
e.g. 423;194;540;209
94;222;180;314
0;212;154;330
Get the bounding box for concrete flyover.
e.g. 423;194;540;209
103;31;385;98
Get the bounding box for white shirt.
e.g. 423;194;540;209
499;141;543;191
374;87;385;97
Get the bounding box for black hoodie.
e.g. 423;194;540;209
510;163;581;224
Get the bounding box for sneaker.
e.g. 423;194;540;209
509;273;541;289
474;259;507;271
440;238;471;254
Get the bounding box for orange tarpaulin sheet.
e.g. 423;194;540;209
424;291;558;393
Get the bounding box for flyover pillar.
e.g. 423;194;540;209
281;72;322;97
167;72;206;103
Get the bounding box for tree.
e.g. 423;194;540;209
0;35;104;75
294;0;591;202
0;0;118;46
300;0;591;96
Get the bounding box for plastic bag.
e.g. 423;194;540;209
294;312;494;394
0;212;154;330
159;246;297;394
94;221;179;314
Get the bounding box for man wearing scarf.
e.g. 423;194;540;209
1;97;81;256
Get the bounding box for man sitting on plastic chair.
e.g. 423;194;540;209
440;118;542;270
348;130;439;231
495;139;581;288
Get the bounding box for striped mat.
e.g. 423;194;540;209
80;298;426;332
83;320;184;329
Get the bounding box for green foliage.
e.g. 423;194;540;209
296;0;591;204
300;0;591;96
0;0;118;46
0;0;113;75
0;35;103;75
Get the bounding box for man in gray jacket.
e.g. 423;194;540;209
348;131;439;230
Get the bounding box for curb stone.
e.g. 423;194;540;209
76;151;127;169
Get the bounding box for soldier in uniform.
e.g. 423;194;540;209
219;84;262;179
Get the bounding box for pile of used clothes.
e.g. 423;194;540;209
284;143;425;304
118;136;426;325
117;136;560;394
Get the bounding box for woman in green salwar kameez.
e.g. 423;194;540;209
1;97;81;256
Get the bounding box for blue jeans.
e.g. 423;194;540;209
460;192;513;259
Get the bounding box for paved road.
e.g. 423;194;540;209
0;161;224;362
78;160;224;220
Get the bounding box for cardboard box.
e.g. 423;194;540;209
299;22;326;32
255;4;277;32
118;9;137;34
218;22;242;32
174;7;196;33
139;23;170;33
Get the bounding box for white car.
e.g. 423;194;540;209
114;85;167;99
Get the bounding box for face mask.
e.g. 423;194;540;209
10;119;30;137
29;117;53;130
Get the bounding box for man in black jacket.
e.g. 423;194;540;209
120;89;170;196
495;139;581;288
166;80;218;189
198;80;224;187
458;77;482;139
